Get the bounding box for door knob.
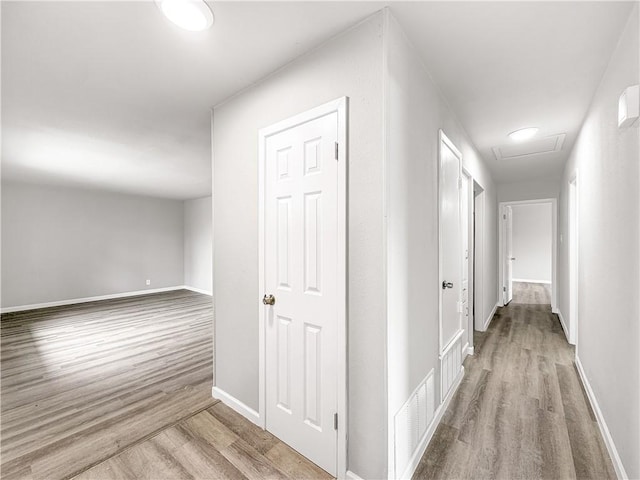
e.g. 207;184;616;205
510;257;516;261
262;294;276;306
442;281;453;289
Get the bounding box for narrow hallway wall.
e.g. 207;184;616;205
558;5;639;478
385;12;498;477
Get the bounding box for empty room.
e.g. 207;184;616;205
1;2;638;480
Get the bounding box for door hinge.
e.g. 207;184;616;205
334;413;338;430
503;214;506;220
334;142;339;160
503;286;506;292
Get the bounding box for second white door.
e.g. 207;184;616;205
262;107;340;476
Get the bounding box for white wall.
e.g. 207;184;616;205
184;196;212;294
1;181;184;308
385;13;498;476
498;177;559;203
511;203;552;283
558;5;639;478
212;13;386;479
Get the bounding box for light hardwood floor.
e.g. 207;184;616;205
413;282;616;480
1;290;330;480
3;284;616;480
74;402;332;480
1;290;216;480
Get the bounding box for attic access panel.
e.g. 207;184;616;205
492;133;566;160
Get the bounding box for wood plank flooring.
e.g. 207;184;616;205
3;283;617;479
413;282;616;480
73;402;332;480
1;290;216;480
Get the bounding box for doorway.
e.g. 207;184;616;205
569;175;579;346
499;199;558;312
258;97;347;477
438;130;464;403
473;183;485;332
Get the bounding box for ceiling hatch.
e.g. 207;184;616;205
492;133;566;160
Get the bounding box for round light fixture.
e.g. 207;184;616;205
157;0;214;31
508;127;538;142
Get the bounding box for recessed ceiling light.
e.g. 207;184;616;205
508;127;538;142
157;0;214;32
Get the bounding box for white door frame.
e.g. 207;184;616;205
498;198;558;311
462;168;474;354
473;184;485;332
568;172;579;347
257;97;348;478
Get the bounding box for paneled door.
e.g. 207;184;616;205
438;130;464;402
439;131;463;351
260;99;346;477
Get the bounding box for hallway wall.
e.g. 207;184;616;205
212;13;386;479
497;177;559;203
384;12;498;477
558;5;639;478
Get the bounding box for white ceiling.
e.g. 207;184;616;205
389;1;635;183
2;1;635;198
1;1;383;199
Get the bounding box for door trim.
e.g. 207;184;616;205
568;172;579;347
461;168;474;354
438;130;463;353
257;97;348;478
472;183;485;332
498;198;558;311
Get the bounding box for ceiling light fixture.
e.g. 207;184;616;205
508;127;538;142
157;0;214;32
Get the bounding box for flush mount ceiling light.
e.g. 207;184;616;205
157;0;214;31
508;127;539;142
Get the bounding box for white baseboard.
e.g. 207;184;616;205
462;341;474;357
0;286;189;313
183;285;213;296
512;278;552;284
211;386;262;428
345;471;364;480
553;308;571;343
482;303;499;331
575;356;628;479
399;366;464;480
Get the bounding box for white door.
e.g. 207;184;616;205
262;108;340;475
504;206;514;304
439;132;462;351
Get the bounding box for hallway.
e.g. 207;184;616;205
413;283;616;479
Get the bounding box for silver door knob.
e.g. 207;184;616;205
262;294;276;306
442;281;453;289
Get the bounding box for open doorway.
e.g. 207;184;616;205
473;182;485;333
499;199;558;311
568;175;579;347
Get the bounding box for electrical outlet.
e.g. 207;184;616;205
146;279;151;286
